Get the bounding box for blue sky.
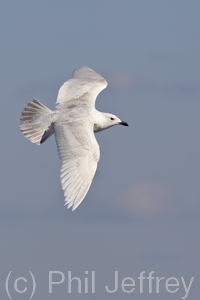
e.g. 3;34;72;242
0;1;200;299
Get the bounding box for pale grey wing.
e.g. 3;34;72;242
54;122;100;211
56;66;107;106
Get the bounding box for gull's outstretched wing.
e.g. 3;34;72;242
54;122;100;210
56;66;107;106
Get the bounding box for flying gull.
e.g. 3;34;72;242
20;66;128;210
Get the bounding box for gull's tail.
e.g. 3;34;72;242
20;99;54;145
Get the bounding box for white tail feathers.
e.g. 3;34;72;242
20;99;54;145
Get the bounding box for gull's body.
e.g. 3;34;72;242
20;66;128;210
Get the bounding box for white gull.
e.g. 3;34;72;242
20;66;128;210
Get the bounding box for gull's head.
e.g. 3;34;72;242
106;113;129;128
94;113;128;132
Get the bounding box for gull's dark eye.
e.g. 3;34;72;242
110;117;114;120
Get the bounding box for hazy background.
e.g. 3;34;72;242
0;1;199;299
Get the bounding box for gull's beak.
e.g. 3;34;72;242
119;120;129;126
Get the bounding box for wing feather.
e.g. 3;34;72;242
54;122;100;210
56;66;107;106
